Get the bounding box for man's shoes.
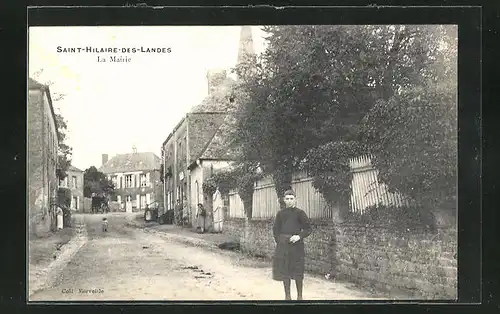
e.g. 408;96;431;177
297;295;303;300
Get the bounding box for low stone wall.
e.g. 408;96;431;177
223;217;457;299
82;197;92;213
223;218;246;243
242;219;275;258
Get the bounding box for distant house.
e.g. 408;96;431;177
99;147;161;212
28;77;59;236
59;165;84;211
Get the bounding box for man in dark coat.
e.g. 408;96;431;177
272;189;312;300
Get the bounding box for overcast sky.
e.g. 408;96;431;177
28;26;267;171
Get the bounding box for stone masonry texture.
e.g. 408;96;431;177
28;90;59;237
223;218;457;299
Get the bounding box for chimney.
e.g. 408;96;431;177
132;145;137;154
102;154;109;165
207;69;227;95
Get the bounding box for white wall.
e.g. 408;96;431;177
190;164;203;220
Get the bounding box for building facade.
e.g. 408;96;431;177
28;78;59;236
59;165;84;211
160;26;256;226
99;148;161;212
160;112;226;221
187;113;240;229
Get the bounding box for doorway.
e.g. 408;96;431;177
126;195;132;213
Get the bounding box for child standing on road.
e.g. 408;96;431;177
102;217;108;232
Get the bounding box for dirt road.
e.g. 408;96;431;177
29;213;383;301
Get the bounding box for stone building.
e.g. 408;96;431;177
160;26;256;226
187;114;241;230
59;165;84;211
28;77;59;236
160;111;227;221
99;147;161;212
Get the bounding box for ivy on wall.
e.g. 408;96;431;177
302;141;362;218
202;162;263;219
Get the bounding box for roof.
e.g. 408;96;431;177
161;112;226;148
28;78;46;90
188;114;241;170
99;152;161;174
161;115;187;147
28;77;60;142
68;165;83;172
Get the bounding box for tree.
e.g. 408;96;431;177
230;25;401;207
303;141;362;218
359;25;458;213
232;25;457;216
231;161;263;219
55;113;73;180
83;166;115;198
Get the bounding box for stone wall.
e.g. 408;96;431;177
333;223;457;299
223;218;246;243
28;91;44;227
242;219;276;258
28;89;59;237
223;217;457;299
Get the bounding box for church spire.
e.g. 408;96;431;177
237;26;256;65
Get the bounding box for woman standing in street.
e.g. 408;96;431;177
174;199;182;225
196;203;206;233
56;205;64;231
272;189;312;300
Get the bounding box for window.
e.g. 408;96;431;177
72;176;77;188
72;196;78;209
60;177;68;188
195;181;199;205
140;174;148;187
111;176;118;189
183;137;187;159
125;175;133;188
170;191;174;210
126;195;132;202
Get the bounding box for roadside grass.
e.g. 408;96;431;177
29;227;74;267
